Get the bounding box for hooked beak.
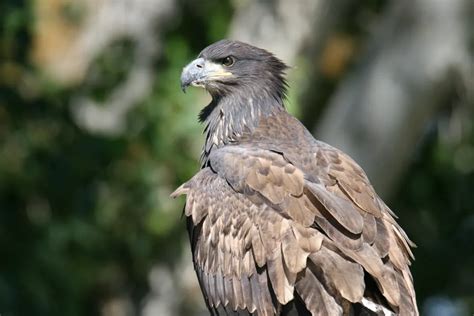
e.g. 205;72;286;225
180;58;232;92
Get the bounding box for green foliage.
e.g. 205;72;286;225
0;0;232;315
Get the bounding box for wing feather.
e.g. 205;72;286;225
173;135;417;315
281;225;310;275
295;268;343;316
306;182;364;235
267;245;294;304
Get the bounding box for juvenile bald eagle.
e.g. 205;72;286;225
172;40;418;316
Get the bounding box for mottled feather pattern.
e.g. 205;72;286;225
175;40;417;315
173;115;418;314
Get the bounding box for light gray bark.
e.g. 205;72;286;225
314;0;472;197
70;0;176;136
229;0;352;66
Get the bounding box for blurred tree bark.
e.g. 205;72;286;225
314;0;471;197
32;0;176;136
229;0;353;65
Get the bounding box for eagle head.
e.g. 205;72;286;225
180;39;288;99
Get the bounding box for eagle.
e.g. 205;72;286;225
172;40;418;316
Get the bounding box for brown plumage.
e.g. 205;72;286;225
172;40;418;315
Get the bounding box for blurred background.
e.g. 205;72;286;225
0;0;473;315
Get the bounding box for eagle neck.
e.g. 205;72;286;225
200;92;284;165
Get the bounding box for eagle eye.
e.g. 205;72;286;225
221;56;234;67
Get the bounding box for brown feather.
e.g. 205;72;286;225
174;105;418;315
231;276;244;310
374;218;391;258
344;244;401;307
267;248;294;304
291;223;324;253
281;222;310;274
362;213;377;245
309;248;365;303
295;268;343;316
241;276;256;313
306;182;364;235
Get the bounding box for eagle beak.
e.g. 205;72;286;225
180;58;232;92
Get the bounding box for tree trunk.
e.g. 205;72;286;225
314;0;471;197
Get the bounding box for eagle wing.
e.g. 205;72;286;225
172;145;417;315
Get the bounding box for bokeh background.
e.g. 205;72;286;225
0;0;473;315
